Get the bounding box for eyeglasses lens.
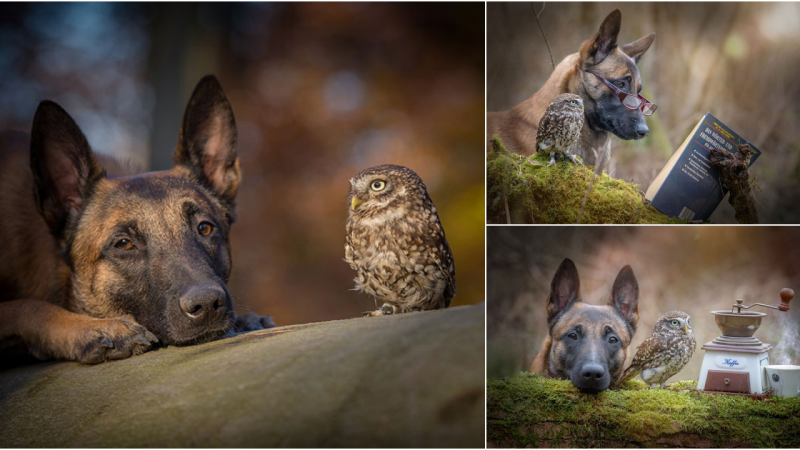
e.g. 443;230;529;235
642;103;657;116
622;95;641;109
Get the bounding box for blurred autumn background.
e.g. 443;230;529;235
487;226;800;382
0;2;485;325
488;2;800;223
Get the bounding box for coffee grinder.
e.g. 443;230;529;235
697;288;793;397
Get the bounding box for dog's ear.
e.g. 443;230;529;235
547;258;582;321
174;75;240;218
580;9;621;66
608;265;640;330
620;32;655;63
30;101;106;239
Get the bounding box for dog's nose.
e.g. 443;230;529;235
179;285;228;322
636;123;649;138
581;363;606;381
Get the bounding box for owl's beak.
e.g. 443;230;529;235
684;325;690;334
351;196;364;210
580;105;585;110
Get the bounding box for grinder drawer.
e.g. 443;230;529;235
705;370;751;393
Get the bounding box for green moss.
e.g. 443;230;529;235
487;373;800;448
486;136;686;224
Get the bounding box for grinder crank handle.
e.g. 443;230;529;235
779;288;794;311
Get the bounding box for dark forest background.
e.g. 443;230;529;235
488;2;800;224
0;3;485;325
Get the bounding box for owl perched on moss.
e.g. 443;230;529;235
619;310;696;388
344;164;456;317
536;93;585;167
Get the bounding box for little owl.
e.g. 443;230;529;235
536;93;585;167
619;310;696;388
344;164;456;317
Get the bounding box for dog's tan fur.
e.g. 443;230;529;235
487;9;655;167
530;258;640;392
0;76;270;365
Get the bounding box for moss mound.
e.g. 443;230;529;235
487;373;800;448
486;136;686;224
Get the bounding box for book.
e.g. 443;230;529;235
644;112;761;221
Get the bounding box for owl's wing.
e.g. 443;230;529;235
630;335;659;366
423;195;457;307
536;115;556;153
439;235;457;308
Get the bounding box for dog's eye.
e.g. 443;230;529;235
198;222;214;236
567;332;578;340
115;239;134;250
371;180;386;192
615;80;625;88
608;336;618;344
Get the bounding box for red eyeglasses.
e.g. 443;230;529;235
583;69;657;116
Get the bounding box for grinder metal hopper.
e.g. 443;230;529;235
697;288;793;398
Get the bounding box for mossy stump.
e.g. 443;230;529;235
0;305;485;448
487;373;800;448
486;136;686;224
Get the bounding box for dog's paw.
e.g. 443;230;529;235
233;311;276;332
70;315;159;364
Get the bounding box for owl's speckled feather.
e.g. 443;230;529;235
536;93;585;166
619;310;696;388
344;164;455;316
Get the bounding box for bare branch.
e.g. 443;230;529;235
531;2;556;71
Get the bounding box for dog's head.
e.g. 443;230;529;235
578;9;655;141
545;258;640;393
29;75;241;345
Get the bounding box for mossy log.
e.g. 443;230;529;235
486;136;686;224
0;305;485;448
487;373;800;448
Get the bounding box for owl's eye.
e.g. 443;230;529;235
115;239;134;250
198;222;214;236
570;100;578;105
370;180;386;191
671;320;679;326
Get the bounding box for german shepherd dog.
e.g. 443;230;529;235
487;9;655;167
0;76;273;365
530;258;640;393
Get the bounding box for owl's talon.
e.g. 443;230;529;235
547;152;556;168
566;152;583;166
380;304;396;315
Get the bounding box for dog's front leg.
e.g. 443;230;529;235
0;299;158;364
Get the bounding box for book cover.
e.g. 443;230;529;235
645;112;761;221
